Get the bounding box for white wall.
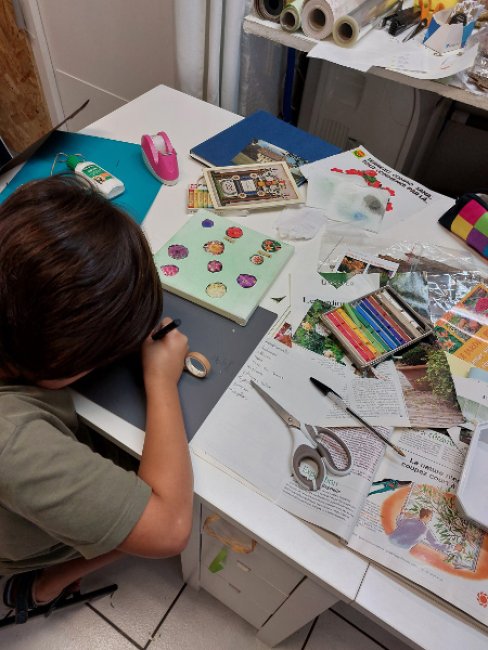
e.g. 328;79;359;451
31;0;177;130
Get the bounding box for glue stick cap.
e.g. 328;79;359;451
66;154;83;170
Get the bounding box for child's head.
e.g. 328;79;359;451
0;175;162;384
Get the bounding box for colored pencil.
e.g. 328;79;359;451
336;307;378;356
368;295;412;342
324;311;375;362
343;303;387;355
361;298;407;346
377;290;422;336
354;303;397;350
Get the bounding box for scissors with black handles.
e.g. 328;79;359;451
250;380;353;491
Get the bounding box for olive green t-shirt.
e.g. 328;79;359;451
0;381;151;574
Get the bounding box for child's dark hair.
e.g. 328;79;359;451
0;175;163;380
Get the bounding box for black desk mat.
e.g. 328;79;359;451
74;293;276;442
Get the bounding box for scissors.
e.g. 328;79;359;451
250;381;352;491
419;0;445;24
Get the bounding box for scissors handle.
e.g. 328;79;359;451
292;443;326;491
308;426;353;477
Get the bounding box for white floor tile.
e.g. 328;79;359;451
149;584;311;650
306;610;384;650
82;555;184;647
0;601;136;650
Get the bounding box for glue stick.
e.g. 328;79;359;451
66;154;125;199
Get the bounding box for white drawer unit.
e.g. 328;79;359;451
199;507;303;628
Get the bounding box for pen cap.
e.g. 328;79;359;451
66;154;84;170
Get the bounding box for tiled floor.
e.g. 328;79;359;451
0;556;413;650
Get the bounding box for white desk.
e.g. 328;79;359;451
43;85;488;648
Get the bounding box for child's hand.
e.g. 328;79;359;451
142;317;189;389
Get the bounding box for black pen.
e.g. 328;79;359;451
309;376;406;458
152;318;181;341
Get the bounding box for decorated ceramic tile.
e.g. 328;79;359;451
154;210;294;325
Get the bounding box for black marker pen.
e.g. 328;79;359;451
152;318;181;341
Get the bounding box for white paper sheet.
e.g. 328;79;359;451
191;338;409;500
308;30;417;72
306;173;389;232
308;28;478;80
301;147;446;231
385;43;479;80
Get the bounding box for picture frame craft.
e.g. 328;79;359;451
202;162;302;211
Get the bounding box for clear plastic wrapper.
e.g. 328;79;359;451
424;272;486;323
317;229;487;278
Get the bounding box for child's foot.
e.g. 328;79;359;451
3;570;81;624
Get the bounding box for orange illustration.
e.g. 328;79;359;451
382;485;488;579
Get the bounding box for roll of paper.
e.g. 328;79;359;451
280;0;307;31
333;0;397;46
301;0;366;40
255;0;287;21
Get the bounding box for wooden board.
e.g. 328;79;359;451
0;0;51;152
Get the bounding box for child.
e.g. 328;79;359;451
0;175;193;623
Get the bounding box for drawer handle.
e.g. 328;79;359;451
228;583;242;594
236;560;251;573
203;514;256;554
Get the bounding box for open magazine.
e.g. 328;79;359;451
349;428;488;629
191;336;488;628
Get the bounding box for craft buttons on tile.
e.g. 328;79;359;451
261;239;281;253
168;244;189;260
204;240;225;255
250;254;264;265
237;274;257;288
201;218;214;228
160;264;179;276
207;260;223;273
225;226;243;239
206;282;227;298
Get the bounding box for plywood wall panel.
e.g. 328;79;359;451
0;0;51;152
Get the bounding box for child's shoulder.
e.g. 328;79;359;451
0;382;78;450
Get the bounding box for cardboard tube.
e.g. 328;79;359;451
280;0;306;31
301;0;366;39
333;0;397;46
255;0;287;21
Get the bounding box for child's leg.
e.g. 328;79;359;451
33;550;122;604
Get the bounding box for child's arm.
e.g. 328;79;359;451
117;319;194;557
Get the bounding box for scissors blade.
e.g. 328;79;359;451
250;380;301;429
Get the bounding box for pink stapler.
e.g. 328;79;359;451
141;131;179;185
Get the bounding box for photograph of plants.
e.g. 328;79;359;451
393;341;465;429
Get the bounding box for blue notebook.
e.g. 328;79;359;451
190;110;340;168
0;131;162;226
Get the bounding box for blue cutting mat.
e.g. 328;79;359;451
0;131;162;225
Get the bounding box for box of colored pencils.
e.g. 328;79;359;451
188;182;213;210
319;286;433;369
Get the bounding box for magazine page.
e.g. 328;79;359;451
432;282;488;428
191;337;408;538
349;428;488;627
276;424;390;540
